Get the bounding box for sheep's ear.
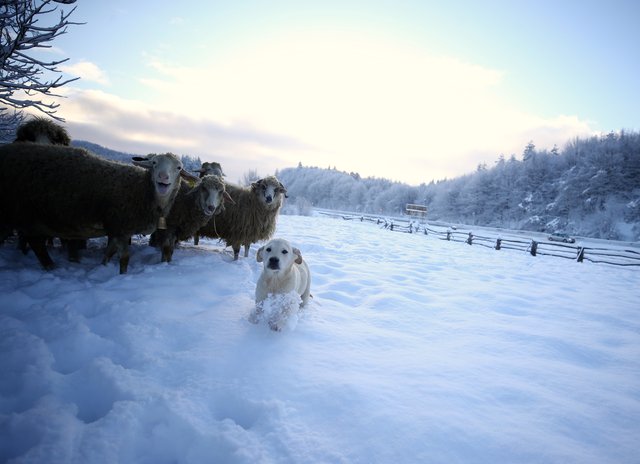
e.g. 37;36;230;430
293;247;303;265
132;155;154;168
277;182;289;198
256;246;265;262
223;190;235;204
251;179;263;191
180;169;200;182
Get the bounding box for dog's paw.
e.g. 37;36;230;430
248;307;263;324
268;320;283;332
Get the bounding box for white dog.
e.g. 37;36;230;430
254;238;311;330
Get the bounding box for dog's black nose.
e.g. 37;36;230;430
267;256;280;270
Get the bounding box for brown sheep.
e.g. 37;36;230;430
192;161;225;246
150;175;232;263
14;116;71;146
9;117;81;257
197;176;287;260
0;144;194;273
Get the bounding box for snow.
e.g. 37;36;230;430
1;214;639;464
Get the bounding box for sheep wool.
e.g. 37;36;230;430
151;175;228;262
198;176;286;260
0;144;184;273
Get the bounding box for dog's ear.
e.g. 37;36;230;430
256;246;264;262
293;247;303;265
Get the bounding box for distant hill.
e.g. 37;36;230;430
277;131;640;241
71;140;203;172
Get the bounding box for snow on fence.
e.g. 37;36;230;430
316;210;640;267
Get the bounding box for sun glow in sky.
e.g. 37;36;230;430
47;0;640;185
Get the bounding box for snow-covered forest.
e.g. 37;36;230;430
278;131;640;241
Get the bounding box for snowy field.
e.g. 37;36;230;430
1;214;639;464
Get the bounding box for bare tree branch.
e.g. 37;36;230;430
0;0;82;121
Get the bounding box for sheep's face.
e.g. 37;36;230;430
133;153;184;199
198;175;228;216
252;177;287;209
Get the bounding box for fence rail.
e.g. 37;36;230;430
316;210;640;267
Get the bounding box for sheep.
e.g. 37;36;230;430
14;116;71;146
194;161;225;178
192;161;225;246
197;175;287;260
0;144;194;273
11;117;87;261
150;175;233;263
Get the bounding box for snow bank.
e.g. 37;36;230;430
1;215;639;463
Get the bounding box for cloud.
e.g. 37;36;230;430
57;88;314;183
57;31;596;185
61;60;110;85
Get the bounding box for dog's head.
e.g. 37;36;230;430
256;238;302;272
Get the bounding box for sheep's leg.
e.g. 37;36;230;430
161;234;174;263
18;233;29;254
103;236;130;273
161;244;173;263
103;237;118;265
148;231;158;248
232;245;240;260
119;249;130;274
28;236;55;271
193;233;200;246
64;239;84;262
243;243;250;258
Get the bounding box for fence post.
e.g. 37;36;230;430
390;222;394;231
446;231;451;241
466;233;473;245
530;240;538;256
409;223;413;234
577;247;585;263
495;238;502;250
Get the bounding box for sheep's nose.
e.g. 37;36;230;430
158;172;169;182
265;195;273;203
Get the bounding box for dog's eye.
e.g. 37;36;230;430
266;247;271;252
282;249;288;254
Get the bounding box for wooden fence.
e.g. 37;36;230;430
317;210;640;267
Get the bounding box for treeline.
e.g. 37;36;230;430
277;131;640;241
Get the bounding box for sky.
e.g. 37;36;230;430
37;0;640;185
1;214;639;463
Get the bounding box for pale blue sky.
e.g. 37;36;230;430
48;0;639;184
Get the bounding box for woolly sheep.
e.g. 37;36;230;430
11;117;87;261
150;175;232;263
193;161;225;246
197;176;287;260
0;144;194;273
194;161;225;177
14;116;71;146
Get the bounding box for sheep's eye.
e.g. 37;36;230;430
282;249;288;254
266;247;271;252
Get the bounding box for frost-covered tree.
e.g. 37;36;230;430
1;0;80;137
